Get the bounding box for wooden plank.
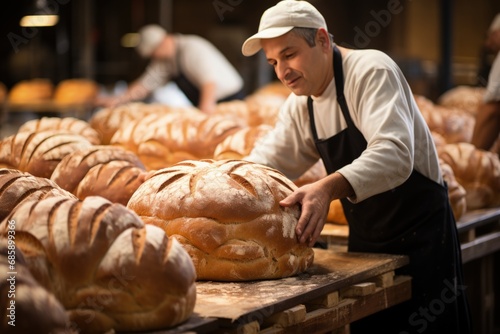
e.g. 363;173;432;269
306;291;340;310
280;275;411;334
461;231;500;263
194;250;408;325
264;305;306;327
120;315;220;334
340;282;377;298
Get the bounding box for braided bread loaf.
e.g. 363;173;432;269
127;159;314;281
0;196;196;333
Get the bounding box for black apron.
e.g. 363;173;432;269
307;45;472;333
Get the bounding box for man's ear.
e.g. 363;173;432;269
316;28;331;51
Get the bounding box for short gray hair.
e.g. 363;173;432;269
291;27;334;48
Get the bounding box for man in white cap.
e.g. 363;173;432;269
104;24;244;113
472;13;500;154
242;1;471;332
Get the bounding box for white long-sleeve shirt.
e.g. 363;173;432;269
138;34;243;100
247;48;442;203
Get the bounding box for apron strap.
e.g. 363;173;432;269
308;44;355;141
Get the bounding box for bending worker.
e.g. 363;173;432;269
242;1;472;333
104;24;244;113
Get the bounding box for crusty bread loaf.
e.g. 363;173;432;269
18;116;101;145
437;85;486;116
53;79;98;105
75;160;148;205
89;102;196;144
127;159;314;281
326;199;348;225
8;79;53;103
418;102;475;144
0;242;73;333
0;130;93;178
0;168;76;221
0;196;197;333
136;114;244;170
439;159;467;220
438;143;500;210
213;124;273;160
51;145;145;196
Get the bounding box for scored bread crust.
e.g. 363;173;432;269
0;196;196;333
18;116;101;145
51;145;145;195
438;143;500;210
0;131;93;179
128;159;314;281
0;168;76;221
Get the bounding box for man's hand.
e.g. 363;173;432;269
280;172;354;247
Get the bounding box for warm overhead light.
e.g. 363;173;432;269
20;15;59;27
121;33;140;48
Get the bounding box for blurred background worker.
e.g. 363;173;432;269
99;24;244;114
472;13;500;155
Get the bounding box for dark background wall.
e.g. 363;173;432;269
1;0;500;100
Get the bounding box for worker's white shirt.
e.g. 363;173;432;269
247;48;443;203
484;53;500;102
138;34;243;100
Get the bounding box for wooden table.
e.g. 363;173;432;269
320;207;500;334
140;249;410;334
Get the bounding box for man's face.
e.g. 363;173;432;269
486;29;500;53
262;30;331;97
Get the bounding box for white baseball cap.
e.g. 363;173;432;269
136;24;167;57
242;0;328;56
489;13;500;32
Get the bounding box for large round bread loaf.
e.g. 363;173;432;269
75;160;148;205
213;124;273;160
0;131;93;178
0;168;76;221
127;159;314;281
0;196;196;333
0;242;73;333
438;143;500;210
18;116;101;145
51;145;147;204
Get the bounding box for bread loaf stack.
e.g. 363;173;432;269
0;195;197;333
0;242;73;333
51;145;147;205
18;116;101;145
438;143;500;210
117;113;244;170
437;85;486;116
89;103;197;144
0;131;93;178
128;159;314;281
